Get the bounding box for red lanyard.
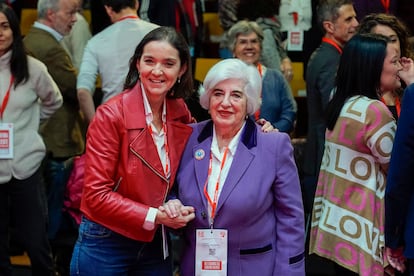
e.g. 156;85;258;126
254;63;263;121
203;147;229;222
0;75;15;120
292;12;298;26
381;96;401;117
322;37;343;54
381;0;390;13
148;123;170;177
116;15;139;22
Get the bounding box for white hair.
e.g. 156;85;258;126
199;59;262;115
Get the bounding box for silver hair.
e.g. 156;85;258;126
227;20;264;53
37;0;60;19
199;58;262;115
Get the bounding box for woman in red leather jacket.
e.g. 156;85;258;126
70;27;196;275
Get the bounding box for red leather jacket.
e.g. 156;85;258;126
80;83;193;242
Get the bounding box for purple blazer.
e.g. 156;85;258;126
175;118;305;276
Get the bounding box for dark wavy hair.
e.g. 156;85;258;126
326;33;390;130
0;3;28;87
124;26;193;99
358;13;413;59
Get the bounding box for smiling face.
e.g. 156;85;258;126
137;40;186;102
380;43;403;93
209;78;248;134
233;32;261;65
0;12;12;57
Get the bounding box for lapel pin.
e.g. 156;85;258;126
194;149;205;160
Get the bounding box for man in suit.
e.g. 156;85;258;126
23;0;85;241
385;57;414;276
302;0;358;215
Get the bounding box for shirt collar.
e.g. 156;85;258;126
212;121;246;156
34;21;64;42
141;82;166;126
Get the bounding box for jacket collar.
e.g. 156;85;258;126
197;117;257;149
193;117;258;217
122;82;191;129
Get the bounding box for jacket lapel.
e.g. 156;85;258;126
127;83;192;182
167;120;193;183
194;119;258;216
192;136;213;213
124;87;165;180
215;142;255;214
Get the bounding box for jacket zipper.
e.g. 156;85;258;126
130;148;170;203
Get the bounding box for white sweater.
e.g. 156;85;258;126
0;50;62;183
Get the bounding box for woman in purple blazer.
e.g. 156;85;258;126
163;58;305;275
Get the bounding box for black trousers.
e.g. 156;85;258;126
0;168;54;276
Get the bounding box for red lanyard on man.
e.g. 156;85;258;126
116;15;139;22
0;76;15;120
322;37;342;54
381;0;390;13
203;147;229;225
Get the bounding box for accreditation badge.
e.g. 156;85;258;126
0;123;13;159
287;26;304;51
195;229;228;276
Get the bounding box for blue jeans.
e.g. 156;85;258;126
70;217;172;275
45;158;73;239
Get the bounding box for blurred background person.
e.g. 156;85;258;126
0;3;62;275
218;0;294;81
227;20;297;133
70;27;195;275
385;57;414;276
358;12;414;121
164;58;305;275
77;0;158;125
23;0;85;242
302;0;358;217
61;0;92;71
309;33;400;275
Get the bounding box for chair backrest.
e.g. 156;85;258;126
20;8;37;36
203;12;224;37
194;58;222;83
290;62;306;97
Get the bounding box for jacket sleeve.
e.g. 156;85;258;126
31;58;63;120
273;133;305;275
385;84;414;249
272;71;297;132
81;103;149;231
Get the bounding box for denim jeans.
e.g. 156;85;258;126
45;157;73;239
70;217;172;275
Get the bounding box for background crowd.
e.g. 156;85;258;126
1;0;414;275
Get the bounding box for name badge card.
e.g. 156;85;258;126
0;123;13;159
287;26;304;51
195;229;228;276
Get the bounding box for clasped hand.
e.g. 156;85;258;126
385;247;406;274
156;199;195;229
